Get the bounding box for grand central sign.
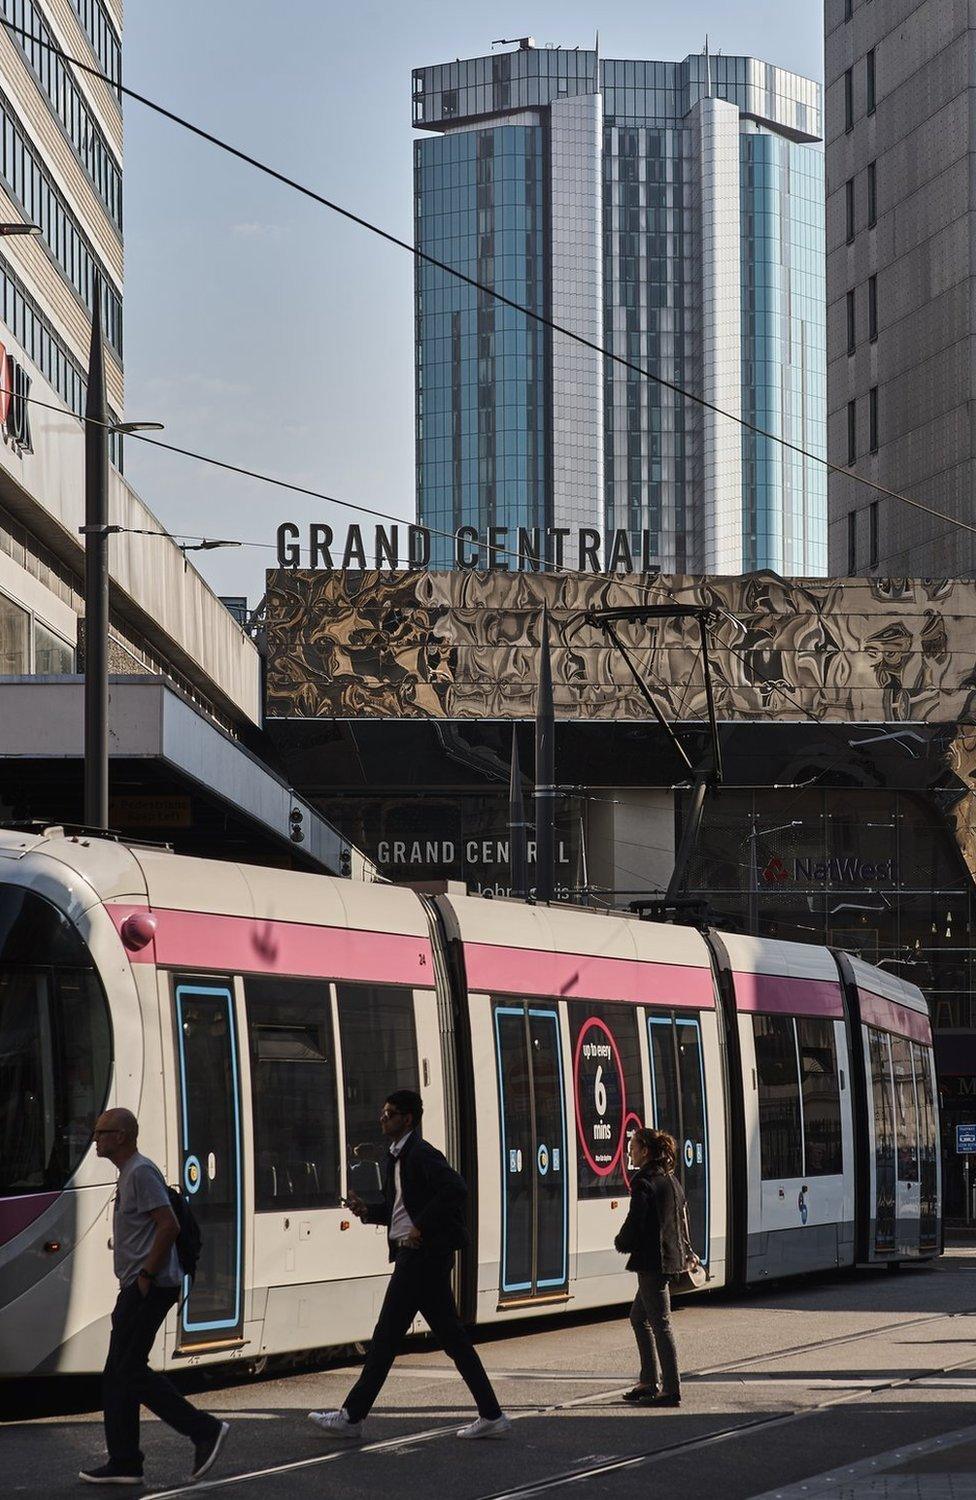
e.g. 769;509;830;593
276;522;662;573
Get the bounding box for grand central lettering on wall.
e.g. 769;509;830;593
276;522;661;574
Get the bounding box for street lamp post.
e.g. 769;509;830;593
81;275;163;828
83;289;109;828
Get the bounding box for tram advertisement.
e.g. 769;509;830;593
574;1017;625;1176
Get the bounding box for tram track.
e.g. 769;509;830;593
142;1303;976;1499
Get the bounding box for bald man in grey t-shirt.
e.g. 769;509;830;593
78;1108;229;1488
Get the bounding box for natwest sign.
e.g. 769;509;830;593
0;343;33;455
762;853;897;886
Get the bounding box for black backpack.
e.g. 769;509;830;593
167;1186;202;1282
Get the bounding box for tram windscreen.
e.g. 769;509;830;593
0;885;111;1195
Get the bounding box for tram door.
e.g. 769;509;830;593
173;978;245;1347
867;1028;896;1254
647;1013;709;1263
890;1034;921;1255
494;1004;568;1302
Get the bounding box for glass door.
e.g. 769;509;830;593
647;1013;710;1263
868;1028;896;1253
494;1003;568;1301
890;1033;921;1255
174;979;244;1347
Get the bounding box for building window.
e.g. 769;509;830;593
33;621;74;673
0;85;122;357
847;289;856;354
845;0;853;17
866;49;876;114
0;591;28;673
848;398;857;465
845;177;855;243
869;385;879;451
845;68;854;131
4;0;122;232
869;500;879;567
867;161;877;226
68;0;122;99
868;274;878;340
246;978;340;1212
848;509;857;572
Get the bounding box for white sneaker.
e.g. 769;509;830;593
308;1408;364;1440
457;1414;513;1440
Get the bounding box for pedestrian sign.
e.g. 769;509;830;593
956;1124;976;1153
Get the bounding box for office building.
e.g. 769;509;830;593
413;40;827;574
825;0;976;574
0;2;361;872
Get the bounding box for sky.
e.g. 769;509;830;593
122;1;825;607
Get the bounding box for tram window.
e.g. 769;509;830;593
797;1018;842;1176
913;1043;938;1246
890;1034;919;1182
868;1027;896;1250
246;978;340;1212
337;984;418;1195
570;1002;644;1198
0;967;110;1194
753;1014;803;1179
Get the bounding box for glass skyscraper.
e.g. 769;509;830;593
413;43;826;574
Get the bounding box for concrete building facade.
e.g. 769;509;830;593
413;40;827;574
825;0;976;575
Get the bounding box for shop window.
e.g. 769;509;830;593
246;977;340;1211
337;983;419;1199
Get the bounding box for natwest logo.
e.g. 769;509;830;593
762;852;896;886
0;343;32;456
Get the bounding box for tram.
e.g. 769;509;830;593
0;826;940;1376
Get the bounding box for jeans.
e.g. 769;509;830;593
629;1273;680;1395
344;1248;502;1422
103;1282;218;1470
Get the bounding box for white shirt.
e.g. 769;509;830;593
389;1130;417;1242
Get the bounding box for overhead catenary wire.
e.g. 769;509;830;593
2;16;976;545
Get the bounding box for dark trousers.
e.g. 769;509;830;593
344;1248;501;1423
629;1273;681;1395
103;1282;217;1470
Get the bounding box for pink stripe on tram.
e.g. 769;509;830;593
858;988;932;1045
733;971;845;1018
463;942;715;1008
0;1191;59;1247
107;905;434;986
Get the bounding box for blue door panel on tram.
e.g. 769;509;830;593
173;979;244;1345
494;1002;568;1300
647;1013;709;1264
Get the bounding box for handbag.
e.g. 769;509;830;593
669;1192;709;1292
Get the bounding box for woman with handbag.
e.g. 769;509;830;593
613;1127;688;1408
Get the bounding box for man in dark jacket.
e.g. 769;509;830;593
309;1089;510;1442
